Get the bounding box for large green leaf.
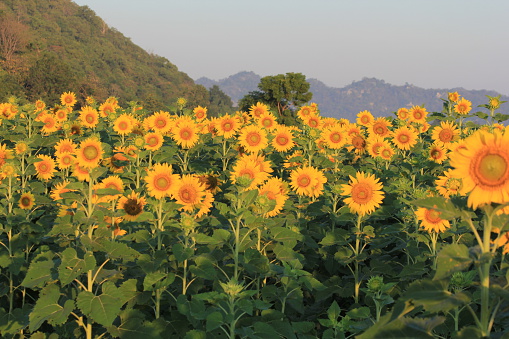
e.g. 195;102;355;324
403;279;470;313
21;253;56;289
434;244;473;280
77;282;125;327
58;248;96;286
29;284;73;332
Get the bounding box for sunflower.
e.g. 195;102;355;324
40;114;60;134
56;153;75;169
117;191;147;221
392;125;419;150
95;175;124;203
195;191;214;218
242;153;273;175
366;135;388;158
415;206;450;233
60;92;77;107
408;106;428;124
35;100;46;112
197;173;222;193
303;115;322;129
216;114;240;139
257;112;278;131
34;155;56;180
15;142;28;155
99;102;117;117
258;177;289;217
0;144;13;167
249;102;269;119
171;121;200;149
379;145;395;160
454;98;472;115
171;174;207;213
396;108;410;121
271;125;295;152
428;143;448;164
144;163;180;199
435;169;463;199
238;124;268;154
356;110;374;126
322;125;347;150
369;118;392;138
18;192;35;210
289;166;327;198
113;113;135;135
193;106;208;121
50;180;75;201
104;152;129;173
448;92;460;103
144;132;164;151
348;133;367;155
449;129;509;209
76;137;104;169
54;108;68;122
230;157;270;190
54;138;77;156
150;111;173;134
72;163;90;182
431;121;460;147
79;106;100;128
341;172;384;216
297;105;315;121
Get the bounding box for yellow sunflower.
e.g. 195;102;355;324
435;169;463;199
379;145;395;160
216;114;241;139
72;163;90;182
76;137;104;169
150;111;173;134
113;113;135;135
144;163;180;199
238;124;268;154
56;153;75;170
230;157;270;190
257;112;278;131
171;121;200;149
356;110;374;126
448;92;460;103
297;105;316;121
50;180;75;201
271;125;295;152
40;113;60;134
366;135;389;159
34;155;56;181
117;191;147;221
449;129;509;209
19;192;35;210
303;115;322;129
60;91;77;107
369;117;392;138
348;133;367;155
454;98;472;115
144;132;164;151
193;106;208;121
431;121;460;147
54;138;77;156
428;143;448;164
322;125;347;150
54;108;68;122
341;171;384;216
99;101;117;117
79;106;100;128
258;177;289;217
392;125;419;150
289;166;327;198
171;174;207;213
396;108;410;121
408;105;428;124
35;100;46;112
94;175;124;203
249;102;269;119
415;206;450;233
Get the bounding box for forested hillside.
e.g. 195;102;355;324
0;0;229;112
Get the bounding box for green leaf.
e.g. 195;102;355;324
77;282;125;327
434;244;473;280
189;256;217;280
143;272;167;292
58;248;97;286
172;243;194;262
185;330;207;339
270;227;303;248
357;314;444;339
327;301;341;321
22;253;56;289
403;279;470;313
206;311;223;332
29;284;72;332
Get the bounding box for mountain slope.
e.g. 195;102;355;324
0;0;208;109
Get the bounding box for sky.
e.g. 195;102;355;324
72;0;509;95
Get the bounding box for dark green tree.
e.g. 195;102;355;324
208;85;234;117
239;72;312;125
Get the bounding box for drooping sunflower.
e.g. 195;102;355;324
435;169;463;199
415;206;450;233
54;138;77;156
271;125;295;152
79;106;100;128
193;106;208;121
144;132;164;151
117;191;147;221
76;137;104;169
348;133;367;155
369;117;392;138
15;142;28;155
195;191;214;218
431;121;460;147
392;125;419;150
216;114;241;139
238;124;268;154
171;174;207;213
289;166;327;198
341;171;384;216
144;163;180;199
18;192;35;210
104;152;129;173
50;180;75;201
356;110;374;126
60;91;77;107
449;128;509;209
197;173;222;193
408;105;428;124
34;155;56;181
113;113;135;135
321;125;347;150
171;120;200;149
454;98;472;115
150;111;173;134
249;102;269;119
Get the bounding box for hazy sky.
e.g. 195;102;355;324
72;0;509;95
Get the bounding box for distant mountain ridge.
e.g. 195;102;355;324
196;72;509;121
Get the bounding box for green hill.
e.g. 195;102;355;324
0;0;217;111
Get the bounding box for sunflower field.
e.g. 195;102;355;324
0;92;509;338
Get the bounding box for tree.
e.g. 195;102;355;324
239;72;312;125
0;13;30;73
208;85;234;117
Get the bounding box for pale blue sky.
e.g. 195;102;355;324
72;0;509;95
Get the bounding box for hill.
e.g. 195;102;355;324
0;0;210;110
196;72;509;120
